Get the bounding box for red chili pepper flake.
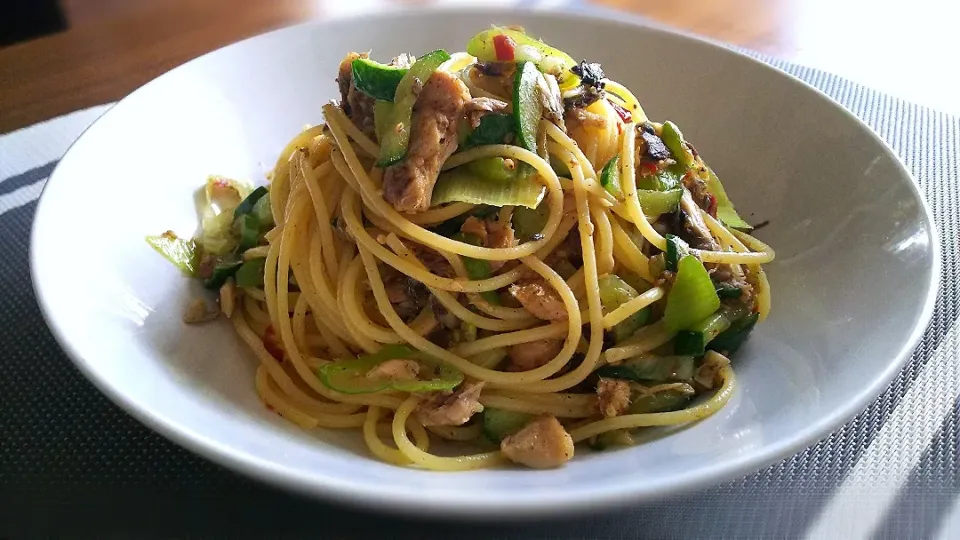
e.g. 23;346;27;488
640;161;658;176
263;325;285;363
493;34;516;62
705;193;718;218
609;100;633;124
265;404;275;412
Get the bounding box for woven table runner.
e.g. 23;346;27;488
1;21;958;540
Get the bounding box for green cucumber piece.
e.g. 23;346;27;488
351;57;408;101
376;49;451;167
637;188;682;217
708;313;759;355
513;61;542;154
482;407;533;442
598;274;651;343
317;344;463;394
628;387;693;414
660;121;695;168
674;311;733;356
452;232;499;305
204;255;243;290
588;429;634;451
233;186;268;218
465;113;515;148
715;282;743;299
600;155;622;199
665;234;690;273
252;192;273;232
431;163;545;209
662;255;721;332
234;213;260;251
595;355;695;382
234;258;266;288
705;167;752;229
512;200;550;241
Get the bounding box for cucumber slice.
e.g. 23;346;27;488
233;186;268;218
637;188;682;217
595;355;695;382
376;49;451;167
598;274;650;343
351;57;408;101
600;155;622;199
431;164;545;209
659;121;694;169
628;387;693;414
513;200;550;241
674;311;732;356
662;255;720;332
464;113;515;148
203;255;242;290
665;234;690;273
482;408;534;442
588;429;634;451
513;61;542;154
234;258;266;288
708;313;759;355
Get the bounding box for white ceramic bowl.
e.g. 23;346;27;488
31;7;938;517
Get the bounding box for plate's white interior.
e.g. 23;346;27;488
31;8;937;515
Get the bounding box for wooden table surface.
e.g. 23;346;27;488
1;0;958;134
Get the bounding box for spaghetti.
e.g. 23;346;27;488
149;25;774;470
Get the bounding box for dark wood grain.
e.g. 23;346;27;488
0;0;956;133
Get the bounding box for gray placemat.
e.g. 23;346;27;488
1;44;958;540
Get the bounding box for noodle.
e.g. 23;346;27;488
167;30;773;471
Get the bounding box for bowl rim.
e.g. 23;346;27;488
29;5;941;518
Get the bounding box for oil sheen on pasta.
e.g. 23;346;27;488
148;26;774;470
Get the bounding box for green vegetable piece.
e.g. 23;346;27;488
482;407;534;442
351;57;408;101
373;99;394;143
464;113;515;148
705;167;752;229
146;232;199;277
549;154;571;178
431;163;545;209
234;213;260;252
715;282;743;299
204;256;243;290
465;26;580;89
598;274;650;343
252;192;273;232
453;232;499;305
708;313;759;355
628;387;693;414
513;61;542;154
660;121;695;169
588;429;634;451
599;155;622;199
648;253;666;279
465;157;516;182
318;344;463;394
234;186;268;218
665;234;690;273
512;200;550;241
234;258;266;288
637;188;682;217
595;355;695;382
662;255;721;332
674;311;733;356
376;49;451;167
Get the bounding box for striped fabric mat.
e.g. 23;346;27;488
2;22;958;540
